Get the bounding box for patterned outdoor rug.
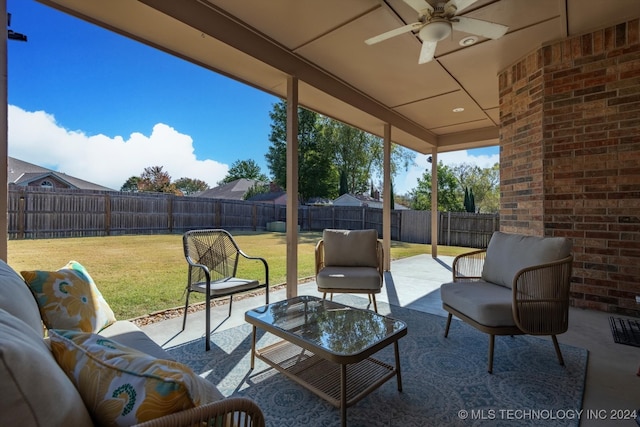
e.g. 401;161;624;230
166;296;588;427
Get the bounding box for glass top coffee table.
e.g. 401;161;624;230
245;295;407;427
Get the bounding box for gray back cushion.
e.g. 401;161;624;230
0;309;94;427
322;229;379;268
481;231;572;289
0;259;43;335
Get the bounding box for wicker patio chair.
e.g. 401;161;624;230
440;232;573;373
183;229;269;351
132;397;265;427
315;229;383;312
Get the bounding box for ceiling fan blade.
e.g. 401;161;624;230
365;22;423;45
418;41;437;64
452;16;508;39
403;0;434;16
446;0;478;14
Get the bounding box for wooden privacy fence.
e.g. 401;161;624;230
8;186;498;248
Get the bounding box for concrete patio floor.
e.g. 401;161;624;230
141;254;640;426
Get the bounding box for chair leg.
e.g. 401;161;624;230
322;292;327;301
205;292;211;351
181;290;191;331
488;334;495;374
228;295;233;317
551;335;565;366
371;294;378;313
444;313;453;337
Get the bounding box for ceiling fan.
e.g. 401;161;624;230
365;0;509;64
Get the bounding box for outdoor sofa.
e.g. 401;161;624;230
0;258;264;427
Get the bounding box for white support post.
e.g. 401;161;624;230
383;124;391;271
286;76;299;298
430;149;438;258
0;0;9;261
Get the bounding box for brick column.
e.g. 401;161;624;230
499;19;640;316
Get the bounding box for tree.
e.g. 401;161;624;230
265;100;416;201
463;187;476;212
452;162;499;213
322;118;415;197
338;170;348;196
322;120;375;195
174;177;209;195
219;159;267;185
266;101;415;199
138;166;181;195
469;187;476;212
409;162;464;212
390;179;395;210
243;181;270;200
265;100;335;201
120;176;140;192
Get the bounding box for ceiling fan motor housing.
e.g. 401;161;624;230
419;19;452;42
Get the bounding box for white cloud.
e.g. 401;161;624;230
8;105;498;195
8;105;228;190
396;150;500;195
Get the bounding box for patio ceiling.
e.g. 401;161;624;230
37;0;639;155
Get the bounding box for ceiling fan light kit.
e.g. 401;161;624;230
365;0;509;64
419;19;451;42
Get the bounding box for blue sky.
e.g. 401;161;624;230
7;0;498;194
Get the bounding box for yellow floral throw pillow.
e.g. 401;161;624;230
49;329;222;426
21;260;116;333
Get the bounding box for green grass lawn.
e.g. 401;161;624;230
7;231;469;320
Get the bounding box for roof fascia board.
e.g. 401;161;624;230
436;127;499;152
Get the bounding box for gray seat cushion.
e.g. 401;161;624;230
316;266;382;291
440;280;515;327
191;277;260;296
99;320;169;360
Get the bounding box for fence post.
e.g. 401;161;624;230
167;195;173;233
17;190;25;240
332;206;335;228
447;211;451;246
252;204;257;231
104;194;111;236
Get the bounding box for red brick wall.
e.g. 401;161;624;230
499;19;640;316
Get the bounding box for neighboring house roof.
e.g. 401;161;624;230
246;191;286;204
306;197;332;206
332;193;359;206
332;193;409;210
8;157;114;191
192;178;262;200
333;193;382;208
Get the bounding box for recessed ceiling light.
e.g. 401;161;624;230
459;36;478;47
452;107;465;113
